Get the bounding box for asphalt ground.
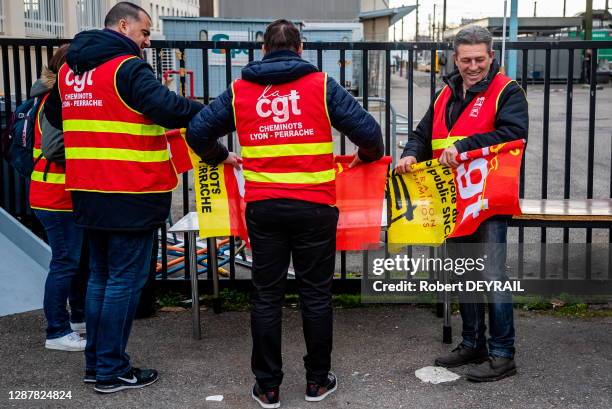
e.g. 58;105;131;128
0;305;611;409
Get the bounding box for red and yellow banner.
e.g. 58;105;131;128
188;140;523;249
189;150;247;240
387;139;525;246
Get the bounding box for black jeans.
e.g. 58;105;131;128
247;199;339;390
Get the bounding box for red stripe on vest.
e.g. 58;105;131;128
243;153;335;174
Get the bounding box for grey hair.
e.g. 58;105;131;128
453;26;493;52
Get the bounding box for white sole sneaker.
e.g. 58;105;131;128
94;376;158;393
251;393;280;409
45;332;86;352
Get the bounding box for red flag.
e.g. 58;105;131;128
223;164;249;242
166;128;193;174
335;155;391;250
449;139;525;238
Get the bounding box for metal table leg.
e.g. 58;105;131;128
207;237;221;314
188;232;201;340
441;244;452;344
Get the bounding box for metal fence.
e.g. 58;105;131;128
1;38;611;293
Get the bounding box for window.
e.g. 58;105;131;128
24;0;65;38
76;0;104;32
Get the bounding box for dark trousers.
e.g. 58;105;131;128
448;218;515;359
247;199;339;390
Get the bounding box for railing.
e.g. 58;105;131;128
24;0;65;38
1;38;611;293
76;0;105;33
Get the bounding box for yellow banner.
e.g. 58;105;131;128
387;159;457;247
189;150;232;238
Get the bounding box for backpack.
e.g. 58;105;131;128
2;96;44;178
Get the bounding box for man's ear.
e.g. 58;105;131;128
297;43;303;56
489;50;495;59
261;44;267;55
117;18;129;35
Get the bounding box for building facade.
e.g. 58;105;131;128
0;0;199;39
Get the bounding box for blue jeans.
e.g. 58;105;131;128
34;210;86;340
448;218;515;359
85;229;155;380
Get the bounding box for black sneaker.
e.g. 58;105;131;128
305;372;337;402
465;356;517;382
83;369;96;384
434;344;489;368
94;368;158;393
251;383;280;409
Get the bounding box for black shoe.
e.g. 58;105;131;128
466;356;517;382
305;372;337;402
94;368;158;393
251;384;280;409
83;369;96;384
434;344;489;368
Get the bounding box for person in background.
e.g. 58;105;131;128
30;44;88;352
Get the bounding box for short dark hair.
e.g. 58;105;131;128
104;1;150;27
263;19;301;53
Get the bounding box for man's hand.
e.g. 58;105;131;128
394;156;417;174
438;146;459;168
348;152;363;168
223;152;243;170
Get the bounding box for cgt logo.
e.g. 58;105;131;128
255;85;301;123
469;96;485;118
65;68;96;92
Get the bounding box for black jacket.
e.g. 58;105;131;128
401;60;528;161
186;50;384;165
45;29;202;230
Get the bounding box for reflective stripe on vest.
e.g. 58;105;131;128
58;55;177;193
65;147;170;162
243;169;336;184
431;135;466;151
31;171;66;184
232;72;336;205
241;142;333;159
63;119;166;136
